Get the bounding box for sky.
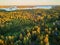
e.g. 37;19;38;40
0;0;60;5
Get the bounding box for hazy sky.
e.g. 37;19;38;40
0;0;60;5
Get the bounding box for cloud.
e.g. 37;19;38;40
0;0;60;5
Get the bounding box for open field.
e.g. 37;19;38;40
0;6;60;45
